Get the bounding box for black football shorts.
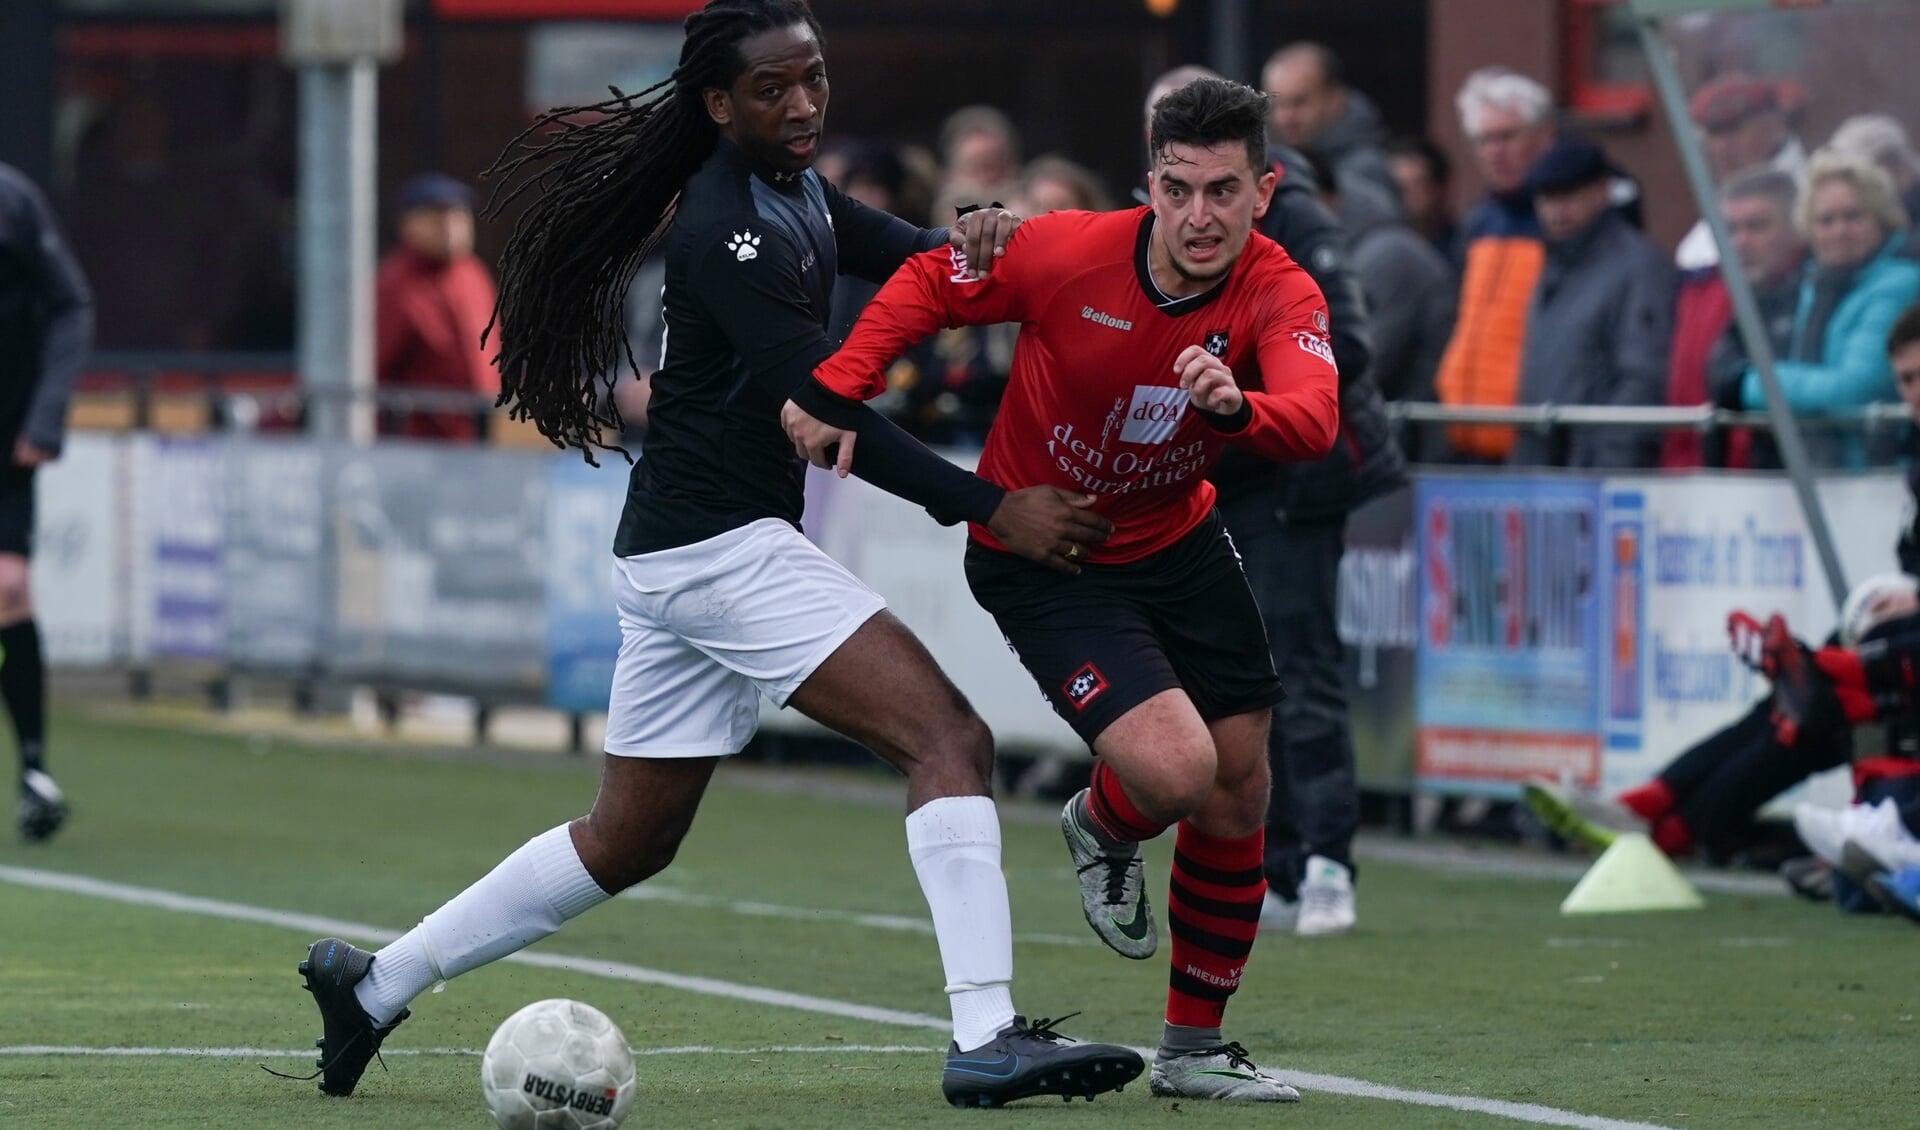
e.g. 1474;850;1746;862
964;509;1283;745
0;468;36;557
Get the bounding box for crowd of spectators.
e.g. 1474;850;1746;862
736;46;1920;476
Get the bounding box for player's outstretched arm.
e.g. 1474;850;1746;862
797;222;1040;409
825;178;1018;285
780;397;1110;575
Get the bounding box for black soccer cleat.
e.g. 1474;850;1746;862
298;937;408;1096
17;769;67;844
940;1014;1144;1109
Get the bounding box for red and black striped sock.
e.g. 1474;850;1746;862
1085;759;1168;845
1165;822;1264;1029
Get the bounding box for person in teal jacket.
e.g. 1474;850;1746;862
1736;150;1920;466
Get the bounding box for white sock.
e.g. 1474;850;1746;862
356;824;609;1025
906;795;1017;1052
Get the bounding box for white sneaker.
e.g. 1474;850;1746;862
1795;799;1906;866
1839;814;1920;883
1295;855;1355;936
1259;890;1298;933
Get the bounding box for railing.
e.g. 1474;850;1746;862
76;351;1916;460
1383;401;1912;434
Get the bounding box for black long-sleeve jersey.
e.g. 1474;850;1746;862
0;162;92;456
613;140;999;556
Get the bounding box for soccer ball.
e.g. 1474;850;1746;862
481;999;637;1130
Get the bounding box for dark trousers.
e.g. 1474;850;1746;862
1659;700;1852;854
1218;495;1356;899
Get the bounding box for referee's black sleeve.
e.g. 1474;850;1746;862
688;221;1004;527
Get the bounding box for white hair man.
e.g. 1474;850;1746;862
1430;67;1555;462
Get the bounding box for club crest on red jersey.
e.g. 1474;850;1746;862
1203;330;1230;358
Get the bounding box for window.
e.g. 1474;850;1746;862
1564;0;1652;120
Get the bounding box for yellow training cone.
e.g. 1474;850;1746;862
1560;833;1705;915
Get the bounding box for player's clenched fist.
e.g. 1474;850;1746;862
1173;344;1243;416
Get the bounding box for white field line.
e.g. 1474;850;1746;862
0;864;1675;1130
0;1044;935;1059
621;884;1094;947
0;864;943;1030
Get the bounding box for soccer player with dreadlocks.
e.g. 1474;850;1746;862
286;0;1142;1109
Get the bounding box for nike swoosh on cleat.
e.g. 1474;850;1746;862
946;1054;1021;1080
1108;899;1150;941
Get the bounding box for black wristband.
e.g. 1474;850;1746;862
1196;398;1253;434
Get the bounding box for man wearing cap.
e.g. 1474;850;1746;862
1662;77;1806;467
1675;75;1807;273
375;173;499;441
1509;137;1672;469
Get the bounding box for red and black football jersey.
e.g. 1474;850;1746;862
813;206;1339;563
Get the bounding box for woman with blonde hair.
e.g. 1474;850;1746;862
1725;149;1920;465
1018;155;1114;214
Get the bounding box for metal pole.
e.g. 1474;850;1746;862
1208;0;1251;84
286;0;399;444
1633;13;1850;609
296;62;378;444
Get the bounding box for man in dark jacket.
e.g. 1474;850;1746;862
1508;138;1672;469
1261;43;1402;233
1147;66;1406;936
1301;148;1456;457
1702;167;1806;468
0;161;91;844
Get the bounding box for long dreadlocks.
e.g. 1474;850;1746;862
482;0;821;462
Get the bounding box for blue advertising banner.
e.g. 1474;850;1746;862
1415;475;1603;793
544;457;628;713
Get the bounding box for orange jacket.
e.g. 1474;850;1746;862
1434;195;1544;459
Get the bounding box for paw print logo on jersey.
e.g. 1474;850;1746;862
727;231;761;263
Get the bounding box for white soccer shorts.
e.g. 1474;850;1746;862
602;517;887;758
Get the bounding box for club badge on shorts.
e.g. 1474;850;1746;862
1063;663;1109;711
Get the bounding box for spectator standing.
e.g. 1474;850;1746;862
1508;138;1673;470
1388;135;1460;269
1261;43;1403;232
1432;67;1555;461
1723;151;1919;468
938;105;1022;199
1827;114;1920;252
1304;148;1456;416
1674;76;1808;275
375;174;499;441
1017;156;1113;215
0;162;91;844
1688;168;1807;468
